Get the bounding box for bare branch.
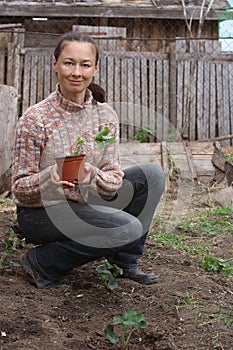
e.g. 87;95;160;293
151;0;158;7
181;0;194;37
198;0;215;37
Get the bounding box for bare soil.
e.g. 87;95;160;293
0;183;232;350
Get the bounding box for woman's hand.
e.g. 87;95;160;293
50;163;97;187
50;164;75;188
80;162;97;185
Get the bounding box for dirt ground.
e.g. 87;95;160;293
0;181;232;350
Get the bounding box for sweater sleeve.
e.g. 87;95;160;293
12;114;55;206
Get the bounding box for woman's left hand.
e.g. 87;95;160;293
79;162;97;185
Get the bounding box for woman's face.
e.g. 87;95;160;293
53;41;98;104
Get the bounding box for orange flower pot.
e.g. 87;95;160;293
55;154;85;182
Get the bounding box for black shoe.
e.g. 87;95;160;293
19;252;71;290
121;267;158;285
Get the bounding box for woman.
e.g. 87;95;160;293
12;31;165;289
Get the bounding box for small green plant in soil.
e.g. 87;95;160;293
0;228;25;271
210;305;233;329
96;261;123;290
201;255;233;275
104;308;147;350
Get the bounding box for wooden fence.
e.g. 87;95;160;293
1;35;233;145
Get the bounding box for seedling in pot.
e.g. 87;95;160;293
56;127;115;182
70;127;115;155
71;136;85;156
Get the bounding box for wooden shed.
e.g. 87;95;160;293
0;0;229;51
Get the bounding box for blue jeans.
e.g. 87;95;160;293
17;164;165;281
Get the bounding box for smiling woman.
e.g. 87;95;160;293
12;31;165;290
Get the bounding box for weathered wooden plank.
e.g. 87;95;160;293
22;53;31;113
120;58;128;142
44;53;52;97
189;60;197;141
183;60;191;139
119;142;161;169
189;141;214;155
6;42;14;86
0;85;18;185
141;57;148;130
209;62;216;139
74;25;126;52
156;60;163;141
0;51;5;85
197;61;205;139
229;64;233;146
148;58;156;142
169;43;177;130
163;60;169;140
203;61;210;139
176;60;184;135
0;2;225;20
161;141;170;190
106;55;114;103
112;56;121;121
100;55;107;94
29;54;37;106
119;142;161;156
134;56;141;131
222;62;231;145
216;63;224;141
37;55;44;102
127;58;135;141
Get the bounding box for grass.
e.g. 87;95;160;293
0;198;15;208
151;206;233;275
177;207;233;236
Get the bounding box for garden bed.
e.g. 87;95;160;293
0;181;232;350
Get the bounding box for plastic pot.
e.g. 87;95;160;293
55;154;85;182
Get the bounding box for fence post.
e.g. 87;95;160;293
7;28;25;91
169;42;177;130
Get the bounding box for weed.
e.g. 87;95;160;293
201;255;233;275
225;153;233;164
210;306;233;329
152;231;210;256
104;308;147;350
96;261;123;290
132;126;155;143
0;228;25;271
177;207;233;236
0;198;14;207
184;290;202;309
169;290;202;311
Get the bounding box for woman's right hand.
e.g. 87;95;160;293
50;164;75;188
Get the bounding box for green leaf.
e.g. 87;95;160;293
113;315;123;324
104;325;119;344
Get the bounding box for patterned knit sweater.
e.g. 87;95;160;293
12;86;124;207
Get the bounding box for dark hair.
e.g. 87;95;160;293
54;31;106;103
